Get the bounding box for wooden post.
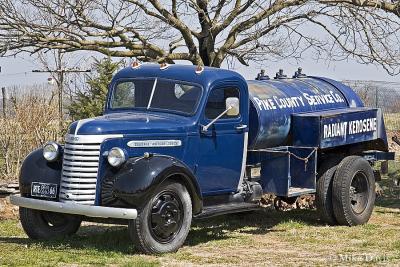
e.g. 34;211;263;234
1;87;5;118
380;160;388;175
57;71;64;132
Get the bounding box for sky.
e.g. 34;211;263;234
0;52;400;88
230;57;400;83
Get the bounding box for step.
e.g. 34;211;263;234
287;187;315;197
195;202;260;219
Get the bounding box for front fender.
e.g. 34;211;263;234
19;148;63;198
101;155;202;214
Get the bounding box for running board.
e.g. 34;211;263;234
194;202;260;219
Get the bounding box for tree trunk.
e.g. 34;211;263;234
198;36;226;68
198;37;211;66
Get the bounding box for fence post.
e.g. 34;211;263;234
1;87;5;118
381;161;388;175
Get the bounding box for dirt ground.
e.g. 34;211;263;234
0;197;18;220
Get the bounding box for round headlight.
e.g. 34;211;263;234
43;142;60;162
107;147;126;167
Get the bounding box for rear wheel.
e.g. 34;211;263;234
332;156;375;226
19;207;81;240
316;156;344;225
316;164;338;225
129;181;192;254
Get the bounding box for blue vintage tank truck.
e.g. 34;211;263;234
11;64;395;254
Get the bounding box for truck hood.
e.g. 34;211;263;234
69;112;196;136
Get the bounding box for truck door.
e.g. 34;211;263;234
197;85;248;195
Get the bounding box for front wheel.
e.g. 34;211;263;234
129;181;192;254
19;207;81;240
332;156;376;226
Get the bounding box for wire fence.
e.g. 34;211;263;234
343;80;400;162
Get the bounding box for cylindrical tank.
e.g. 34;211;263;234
247;77;364;149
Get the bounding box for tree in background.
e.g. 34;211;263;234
69;58;121;120
0;1;400;74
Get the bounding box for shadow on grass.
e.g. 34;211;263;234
0;208;322;253
186;208;321;246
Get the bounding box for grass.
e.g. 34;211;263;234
0;165;399;266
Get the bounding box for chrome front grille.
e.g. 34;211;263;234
60;134;122;205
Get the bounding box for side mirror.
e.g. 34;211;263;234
201;97;240;133
226;97;239;116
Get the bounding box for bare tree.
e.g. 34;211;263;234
0;0;400;73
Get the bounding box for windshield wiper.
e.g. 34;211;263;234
147;78;158;109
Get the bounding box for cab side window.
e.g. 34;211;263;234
205;87;240;119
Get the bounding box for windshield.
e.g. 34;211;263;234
110;78;202;115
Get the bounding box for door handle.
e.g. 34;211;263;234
236;124;247;130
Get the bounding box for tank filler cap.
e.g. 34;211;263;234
255;69;270;80
293;67;307;78
274;69;287;79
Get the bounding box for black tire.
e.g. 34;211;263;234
316;164;338;225
332;156;376;226
19;207;81;240
316;157;343;225
129;181;192;254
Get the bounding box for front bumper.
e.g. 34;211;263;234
10;195;137;219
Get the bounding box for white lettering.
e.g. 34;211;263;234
323;117;377;139
255;91;346;112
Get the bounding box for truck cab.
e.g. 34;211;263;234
11;64;394;254
97;64;249;197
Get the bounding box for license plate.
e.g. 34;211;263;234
31;182;58;198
